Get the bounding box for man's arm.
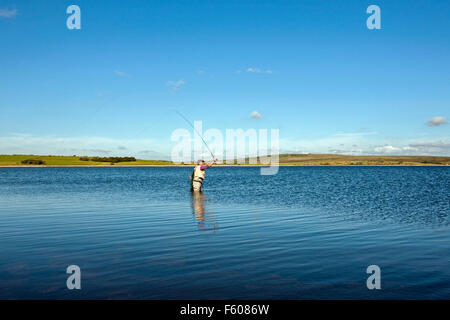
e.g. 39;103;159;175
200;158;216;170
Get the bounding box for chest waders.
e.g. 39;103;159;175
191;165;205;192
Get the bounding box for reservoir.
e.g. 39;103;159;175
0;166;448;299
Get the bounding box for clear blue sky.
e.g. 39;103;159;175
1;0;449;158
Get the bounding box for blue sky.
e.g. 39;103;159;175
1;0;449;159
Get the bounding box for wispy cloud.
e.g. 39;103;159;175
0;8;17;18
250;111;262;119
166;80;185;91
137;149;168;158
427;116;447;127
333;132;378;137
279;132;376;155
408;141;450;154
279;130;450;156
371;141;450;155
0;134;170;160
246;67;272;74
373;145;404;154
83;149;111;154
114;70;131;78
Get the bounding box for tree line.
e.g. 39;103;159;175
79;156;136;163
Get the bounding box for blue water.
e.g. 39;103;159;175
0;166;449;299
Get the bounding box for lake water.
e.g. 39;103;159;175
0;166;449;299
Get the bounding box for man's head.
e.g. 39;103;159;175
197;160;205;165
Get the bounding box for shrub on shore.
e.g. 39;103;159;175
21;159;46;165
78;156;136;163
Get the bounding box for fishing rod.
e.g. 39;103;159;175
175;110;216;160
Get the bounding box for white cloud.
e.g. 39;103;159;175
246;68;272;74
279;132;377;155
250;111;262;119
114;70;131;78
166;79;185;90
373;145;402;154
333;132;377;137
427;116;447;127
363;141;450;155
2;131;449;161
408;141;450;154
402;146;418;151
137;149;168;159
0;134;171;160
278;131;450;156
0;8;17;18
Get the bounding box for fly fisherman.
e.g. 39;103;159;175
190;158;216;192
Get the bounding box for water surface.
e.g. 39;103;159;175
0;166;449;299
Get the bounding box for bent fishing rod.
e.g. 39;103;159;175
175;110;216;161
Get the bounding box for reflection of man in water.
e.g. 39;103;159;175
191;192;217;231
190;158;216;192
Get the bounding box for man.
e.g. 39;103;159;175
190;158;216;192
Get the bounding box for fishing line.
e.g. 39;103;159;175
175;110;215;160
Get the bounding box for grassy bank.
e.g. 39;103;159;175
1;154;449;166
0;155;172;166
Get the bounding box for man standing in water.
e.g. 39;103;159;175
190;158;216;192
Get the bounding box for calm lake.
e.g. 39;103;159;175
0;166;449;299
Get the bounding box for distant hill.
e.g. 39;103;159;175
256;153;450;166
1;154;449;166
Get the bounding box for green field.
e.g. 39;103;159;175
0;155;173;166
1;154;449;166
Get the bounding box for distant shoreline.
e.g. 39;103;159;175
1;164;449;168
1;154;449;167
